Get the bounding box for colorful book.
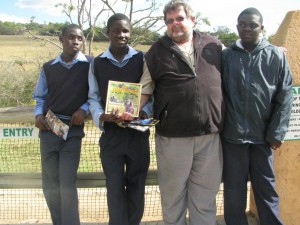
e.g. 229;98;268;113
105;80;142;118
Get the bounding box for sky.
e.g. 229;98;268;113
1;0;300;36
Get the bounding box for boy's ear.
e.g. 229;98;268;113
59;35;63;43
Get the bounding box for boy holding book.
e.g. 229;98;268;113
88;13;152;225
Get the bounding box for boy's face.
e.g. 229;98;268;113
60;28;84;55
237;13;263;45
107;19;131;49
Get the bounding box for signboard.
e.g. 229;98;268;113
284;86;300;140
0;127;39;139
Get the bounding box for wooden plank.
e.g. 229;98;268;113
0;106;34;123
0;106;92;123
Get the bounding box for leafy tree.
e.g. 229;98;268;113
209;26;239;47
0;21;24;35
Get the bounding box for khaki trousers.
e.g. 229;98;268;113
155;133;223;225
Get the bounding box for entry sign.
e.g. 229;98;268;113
0;126;39;139
285;86;300;140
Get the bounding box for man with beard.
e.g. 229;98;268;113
140;0;224;224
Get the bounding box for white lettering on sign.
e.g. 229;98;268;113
0;127;39;139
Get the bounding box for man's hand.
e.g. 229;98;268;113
35;115;50;130
270;141;284;150
71;109;86;126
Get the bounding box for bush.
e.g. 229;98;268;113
0;58;43;107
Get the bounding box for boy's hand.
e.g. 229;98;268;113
35;115;50;130
71;109;86;125
270;141;283;150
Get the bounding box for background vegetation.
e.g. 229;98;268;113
0;0;242;108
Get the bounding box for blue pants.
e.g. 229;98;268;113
100;124;150;225
222;140;284;225
39;125;83;225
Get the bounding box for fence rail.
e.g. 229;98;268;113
0;106;34;123
0;170;159;189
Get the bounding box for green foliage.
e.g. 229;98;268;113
0;21;24;35
218;32;239;47
131;27;161;45
209;26;239;47
40;22;70;36
0;19;162;46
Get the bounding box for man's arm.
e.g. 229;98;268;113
265;49;293;145
140;59;154;109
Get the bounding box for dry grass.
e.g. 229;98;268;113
0;35;150;107
0;35;150;62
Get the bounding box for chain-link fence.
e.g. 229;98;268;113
0;121;230;223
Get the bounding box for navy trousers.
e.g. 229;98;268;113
100;124;150;225
222;140;284;225
39;125;84;225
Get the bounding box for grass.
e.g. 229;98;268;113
0;35;150;62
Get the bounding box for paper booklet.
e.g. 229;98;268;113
45;110;69;140
117;118;159;132
105;80;142;118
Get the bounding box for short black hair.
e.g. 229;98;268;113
107;13;131;32
61;24;81;36
238;7;263;24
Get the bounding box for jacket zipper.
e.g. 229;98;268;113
244;52;252;140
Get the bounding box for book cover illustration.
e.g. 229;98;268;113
105;80;142;118
45;109;69;140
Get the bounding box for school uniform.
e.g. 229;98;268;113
33;52;92;225
88;46;151;225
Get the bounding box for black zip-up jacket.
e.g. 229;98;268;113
145;31;224;137
221;39;293;144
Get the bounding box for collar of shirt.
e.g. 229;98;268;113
236;37;263;50
51;51;88;67
100;45;139;63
